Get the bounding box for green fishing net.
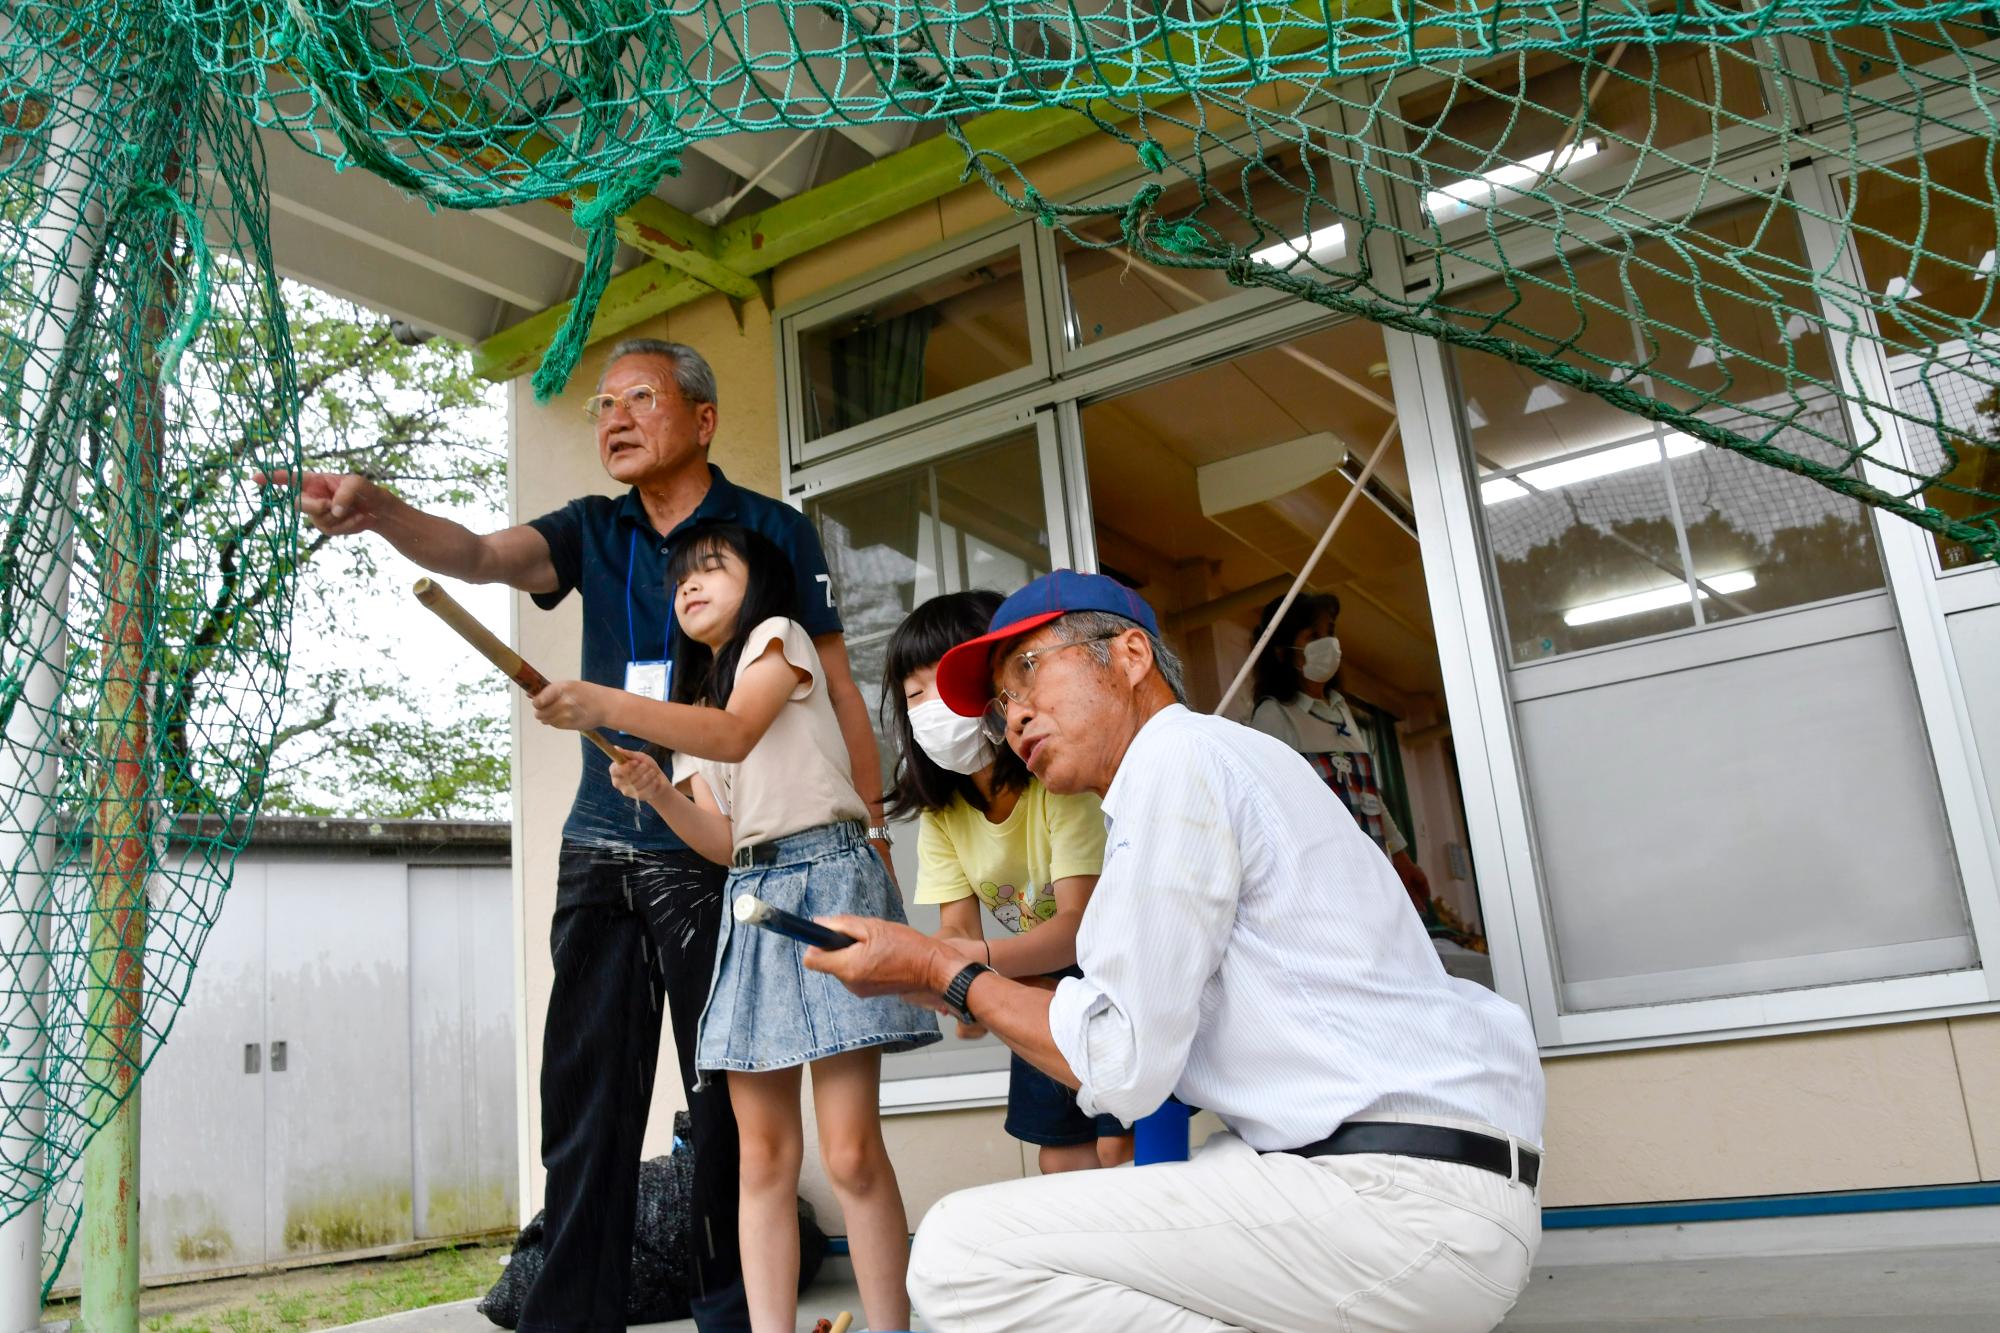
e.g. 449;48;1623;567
180;0;1997;553
4;7;298;1291
5;0;1999;1296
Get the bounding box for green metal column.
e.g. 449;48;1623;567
77;116;182;1333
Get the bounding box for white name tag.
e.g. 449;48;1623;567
625;659;670;702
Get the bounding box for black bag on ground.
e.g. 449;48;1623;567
479;1111;829;1327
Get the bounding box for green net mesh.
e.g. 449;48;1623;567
3;9;298;1291
5;0;2000;1295
173;0;2000;556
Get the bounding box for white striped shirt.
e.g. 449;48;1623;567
1047;705;1545;1151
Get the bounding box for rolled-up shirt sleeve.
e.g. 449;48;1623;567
1047;733;1242;1124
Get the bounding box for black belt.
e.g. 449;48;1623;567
730;821;866;870
732;842;779;869
1284;1122;1539;1188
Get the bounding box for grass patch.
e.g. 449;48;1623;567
43;1240;508;1332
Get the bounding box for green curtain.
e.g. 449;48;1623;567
1354;698;1416;860
830;307;937;433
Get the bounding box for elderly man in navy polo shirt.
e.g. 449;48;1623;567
261;339;882;1333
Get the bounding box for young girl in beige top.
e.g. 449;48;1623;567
534;520;937;1333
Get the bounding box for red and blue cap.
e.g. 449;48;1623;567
936;570;1161;717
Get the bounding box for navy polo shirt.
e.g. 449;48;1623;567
526;464;843;851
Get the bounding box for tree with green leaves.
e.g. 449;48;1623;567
253;282;510;820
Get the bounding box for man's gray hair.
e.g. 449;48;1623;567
1052;610;1189;705
600;338;719;407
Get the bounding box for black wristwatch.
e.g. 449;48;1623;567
941;962;992;1024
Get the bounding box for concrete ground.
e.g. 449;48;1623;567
331;1242;2000;1332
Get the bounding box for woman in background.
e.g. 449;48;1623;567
1249;592;1431;913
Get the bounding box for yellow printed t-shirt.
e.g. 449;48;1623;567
914;782;1106;934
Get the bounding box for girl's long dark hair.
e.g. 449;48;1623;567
1251;591;1341;706
881;590;1030;819
666;521;802;708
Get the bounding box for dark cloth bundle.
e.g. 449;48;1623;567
479;1111;828;1327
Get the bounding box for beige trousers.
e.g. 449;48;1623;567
908;1129;1540;1333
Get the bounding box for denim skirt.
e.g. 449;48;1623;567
696;820;941;1076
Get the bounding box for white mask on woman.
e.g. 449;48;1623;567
1299;635;1342;684
909;698;996;775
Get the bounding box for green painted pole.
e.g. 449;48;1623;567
77;122;181;1333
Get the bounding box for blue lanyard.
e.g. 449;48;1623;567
625;528;671;662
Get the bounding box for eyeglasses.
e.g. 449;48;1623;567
582;384;662;420
977;633;1119;744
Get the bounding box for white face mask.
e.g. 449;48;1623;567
909;698;996;775
1299;635;1342;683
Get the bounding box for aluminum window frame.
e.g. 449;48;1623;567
1381;157;2000;1050
1817;107;2000;601
789;405;1074;1096
1041;100;1369;375
771;93;2000;1063
1776;12;2000;133
1389;311;1999;1051
780;222;1050;468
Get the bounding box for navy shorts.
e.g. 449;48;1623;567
1004;1053;1127;1146
1001;967;1126;1147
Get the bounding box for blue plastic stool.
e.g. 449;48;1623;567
1133;1099;1192;1164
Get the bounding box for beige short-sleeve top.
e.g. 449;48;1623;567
677;617;867;854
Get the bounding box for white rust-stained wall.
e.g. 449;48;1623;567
52;821;516;1291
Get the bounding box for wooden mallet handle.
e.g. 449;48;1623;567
413;578;622;760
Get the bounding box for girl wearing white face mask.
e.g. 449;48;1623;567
1249;593;1433;914
882;591;1133;1173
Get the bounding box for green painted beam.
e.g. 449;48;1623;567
472;99;1104;382
473;261;714;381
353;68;754;301
550;193;758;301
618;200;756;300
472;0;1374;382
711;104;1105;277
708;0;1353;276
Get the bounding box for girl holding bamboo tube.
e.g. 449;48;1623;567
530;520;938;1333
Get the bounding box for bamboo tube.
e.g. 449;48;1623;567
413;577;622;759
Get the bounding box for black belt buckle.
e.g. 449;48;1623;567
732;842;777;871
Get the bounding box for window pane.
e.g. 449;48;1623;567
1075;320;1425;705
1393;35;1771;227
807;432;1053;1079
1893;355;2000;573
798;249;1032;442
1059;139;1350;349
1519;628;1974;1010
1452;199;1886;663
1845;138;2000;571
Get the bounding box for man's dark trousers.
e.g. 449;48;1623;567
518;842;748;1333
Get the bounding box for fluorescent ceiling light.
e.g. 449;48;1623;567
1425;139;1603;221
1884;275;1922;302
1464;397;1489;429
1481;433;1703;506
1783;313;1813;340
1979;250;1996;276
1688;344;1732;369
1563;570;1756;627
1249;223;1349;269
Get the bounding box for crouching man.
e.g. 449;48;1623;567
808;571;1546;1333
